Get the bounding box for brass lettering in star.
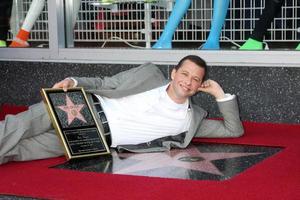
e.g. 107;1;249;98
57;95;87;125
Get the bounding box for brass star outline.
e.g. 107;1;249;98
113;145;263;176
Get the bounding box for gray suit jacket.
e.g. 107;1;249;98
74;62;244;153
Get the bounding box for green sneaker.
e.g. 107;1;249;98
240;38;263;50
99;0;115;5
0;40;6;47
296;43;300;50
144;0;157;2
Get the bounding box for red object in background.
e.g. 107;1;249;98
0;104;28;121
95;9;105;30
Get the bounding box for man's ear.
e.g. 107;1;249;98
171;68;176;80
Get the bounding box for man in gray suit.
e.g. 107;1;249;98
0;55;243;164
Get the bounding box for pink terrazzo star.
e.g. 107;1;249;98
113;145;263;176
57;95;87;125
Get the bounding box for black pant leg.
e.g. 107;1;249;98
251;0;285;41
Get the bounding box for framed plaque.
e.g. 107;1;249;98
41;87;110;160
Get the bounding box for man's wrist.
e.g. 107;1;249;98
216;94;235;102
68;77;78;87
214;89;225;100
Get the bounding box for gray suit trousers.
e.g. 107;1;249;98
0;102;64;164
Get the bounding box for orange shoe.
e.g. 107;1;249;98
9;29;30;48
9;38;30;48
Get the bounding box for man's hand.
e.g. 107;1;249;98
52;78;75;92
198;79;225;100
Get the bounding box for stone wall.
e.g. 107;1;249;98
0;61;299;124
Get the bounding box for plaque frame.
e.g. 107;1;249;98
41;87;110;160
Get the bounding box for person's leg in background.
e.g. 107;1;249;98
0;0;13;47
201;0;230;50
10;0;45;47
152;0;230;50
10;0;81;48
296;0;300;51
239;0;285;50
152;0;192;49
72;0;81;28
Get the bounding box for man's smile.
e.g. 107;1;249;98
180;83;191;92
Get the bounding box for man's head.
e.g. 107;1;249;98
167;55;208;104
174;55;208;80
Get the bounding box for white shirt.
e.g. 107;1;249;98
97;84;192;147
71;78;235;147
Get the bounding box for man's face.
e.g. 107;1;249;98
168;59;205;103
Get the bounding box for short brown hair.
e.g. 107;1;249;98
175;55;208;81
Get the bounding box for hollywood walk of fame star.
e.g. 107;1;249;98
57;95;87;125
113;145;263;176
